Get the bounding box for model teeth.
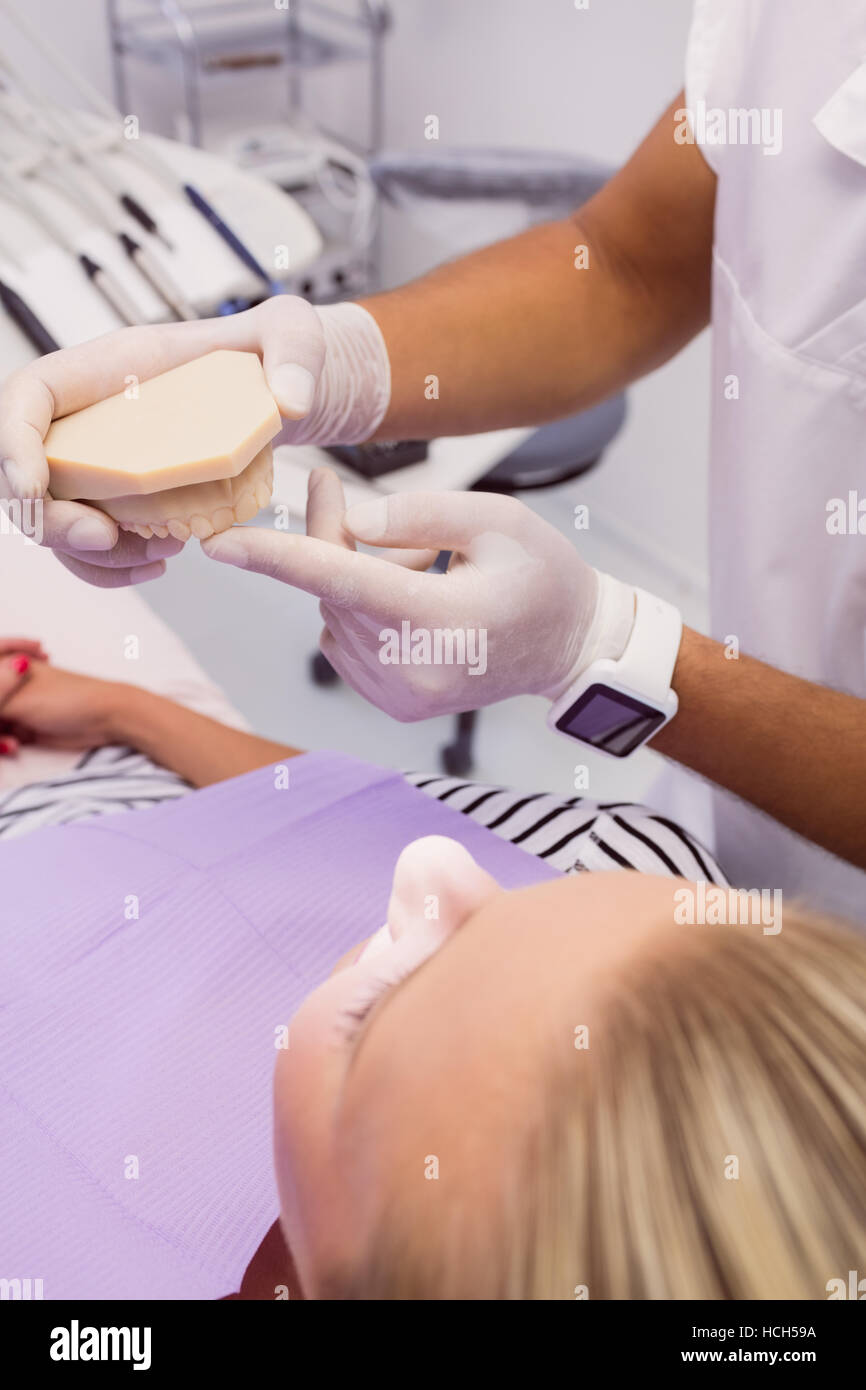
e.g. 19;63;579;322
104;446;274;540
188;515;214;540
233;491;256;523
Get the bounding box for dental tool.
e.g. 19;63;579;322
181;183;283;297
0;0;285;299
117;231;197;322
0;277;59;354
0;164;143;326
78;252;142;327
0;204;63;350
0;113;196;323
0;130;198;324
0;62;175;256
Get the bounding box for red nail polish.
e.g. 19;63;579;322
0;738;14;755
12;656;29;675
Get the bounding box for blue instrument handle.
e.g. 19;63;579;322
183;184;284;297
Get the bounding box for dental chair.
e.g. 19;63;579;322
313;147;628;775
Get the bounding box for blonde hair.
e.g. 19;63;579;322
328;906;866;1299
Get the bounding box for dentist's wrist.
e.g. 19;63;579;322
543;570;637;703
286;302;392;447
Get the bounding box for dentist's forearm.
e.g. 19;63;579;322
653;629;866;869
361;93;715;439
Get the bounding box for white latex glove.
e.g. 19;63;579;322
204;468;636;721
0;298;389;588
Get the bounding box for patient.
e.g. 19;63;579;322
0;646;723;879
1;643;864;1300
273;851;866;1300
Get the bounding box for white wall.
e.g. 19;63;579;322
0;0;115;105
384;0;690;159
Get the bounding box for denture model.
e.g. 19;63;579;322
44;350;282;541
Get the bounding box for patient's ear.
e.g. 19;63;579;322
386;836;501;944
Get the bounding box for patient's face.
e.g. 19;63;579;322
273;837;685;1295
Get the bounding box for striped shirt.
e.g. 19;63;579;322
0;745;189;838
0;747;726;883
403;772;727;882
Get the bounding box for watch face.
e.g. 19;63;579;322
554;683;666;757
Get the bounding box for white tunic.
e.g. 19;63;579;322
679;0;866;920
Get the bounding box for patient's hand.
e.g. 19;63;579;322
0;660;125;752
0;638;49;755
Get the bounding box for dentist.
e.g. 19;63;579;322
0;0;864;916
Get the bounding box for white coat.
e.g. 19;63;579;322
676;0;866;919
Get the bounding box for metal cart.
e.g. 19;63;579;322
107;0;390;155
107;1;391;293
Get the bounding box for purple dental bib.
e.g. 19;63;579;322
0;752;558;1300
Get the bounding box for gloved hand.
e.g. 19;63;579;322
204;468;636;720
0;298;390;588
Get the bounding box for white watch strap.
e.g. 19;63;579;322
615;587;682;700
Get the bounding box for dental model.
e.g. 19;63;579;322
44;350;282;541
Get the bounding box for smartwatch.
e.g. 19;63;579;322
547;587;682;757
